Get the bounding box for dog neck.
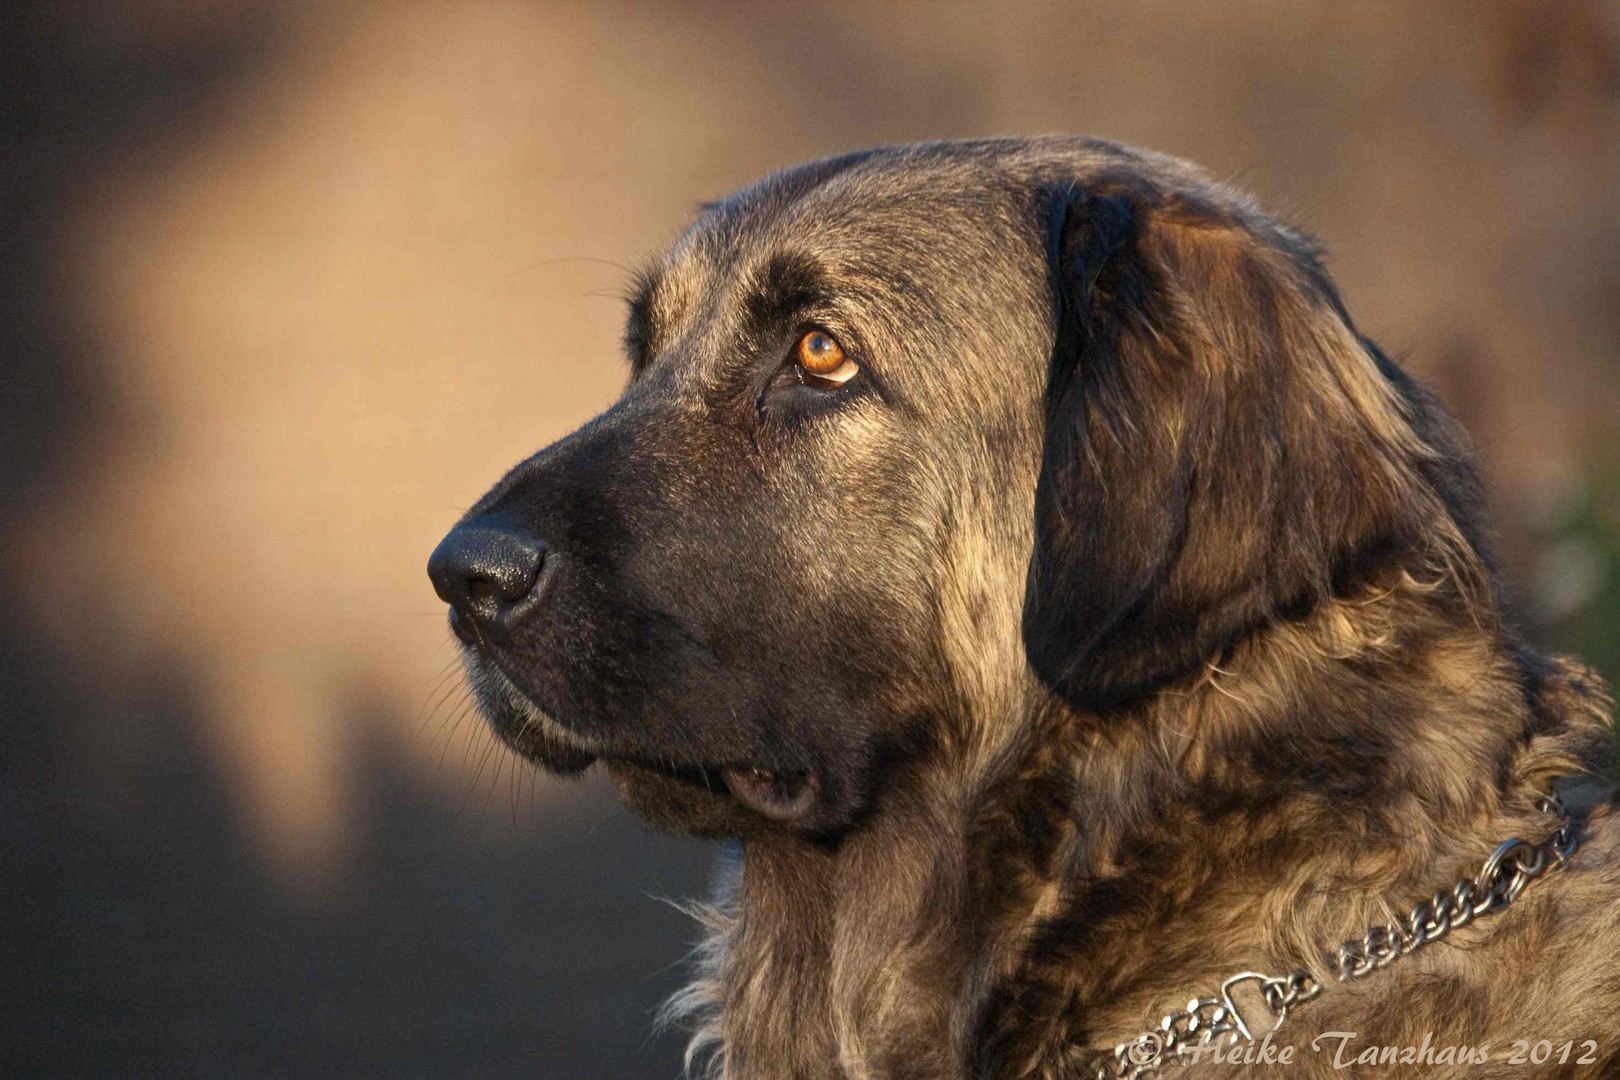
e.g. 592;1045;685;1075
676;574;1613;1080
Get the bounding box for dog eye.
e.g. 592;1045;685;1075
794;330;859;388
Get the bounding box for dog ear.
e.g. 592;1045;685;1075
1023;183;1445;711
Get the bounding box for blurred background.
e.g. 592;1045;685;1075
3;2;1616;1077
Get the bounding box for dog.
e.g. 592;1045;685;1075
427;137;1618;1079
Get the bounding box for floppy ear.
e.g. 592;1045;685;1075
1023;183;1445;711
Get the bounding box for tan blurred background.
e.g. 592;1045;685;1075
4;2;1617;1077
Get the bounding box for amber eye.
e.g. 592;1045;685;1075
794;330;859;386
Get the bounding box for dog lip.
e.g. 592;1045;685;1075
462;645;603;762
722;765;819;822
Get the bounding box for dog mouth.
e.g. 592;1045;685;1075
466;646;822;823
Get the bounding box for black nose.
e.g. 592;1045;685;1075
427;516;546;641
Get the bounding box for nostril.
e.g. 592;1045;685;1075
467;547;543;605
427;516;547;626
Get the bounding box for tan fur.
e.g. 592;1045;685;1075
651;146;1618;1079
438;137;1619;1079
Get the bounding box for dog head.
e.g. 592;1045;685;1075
428;137;1479;837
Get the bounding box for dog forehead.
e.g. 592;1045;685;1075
695;150;1034;267
644;151;1049;352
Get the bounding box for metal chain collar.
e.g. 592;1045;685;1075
1085;797;1582;1080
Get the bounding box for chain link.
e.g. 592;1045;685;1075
1330;797;1577;981
1085;798;1579;1079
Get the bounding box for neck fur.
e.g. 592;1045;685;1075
669;570;1612;1080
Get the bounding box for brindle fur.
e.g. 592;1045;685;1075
436;137;1620;1079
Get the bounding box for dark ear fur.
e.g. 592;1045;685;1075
1023;184;1447;710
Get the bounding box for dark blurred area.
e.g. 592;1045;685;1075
2;3;1615;1078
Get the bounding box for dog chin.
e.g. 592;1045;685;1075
605;761;764;837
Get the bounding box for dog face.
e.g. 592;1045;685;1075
430;145;1059;837
429;137;1471;838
